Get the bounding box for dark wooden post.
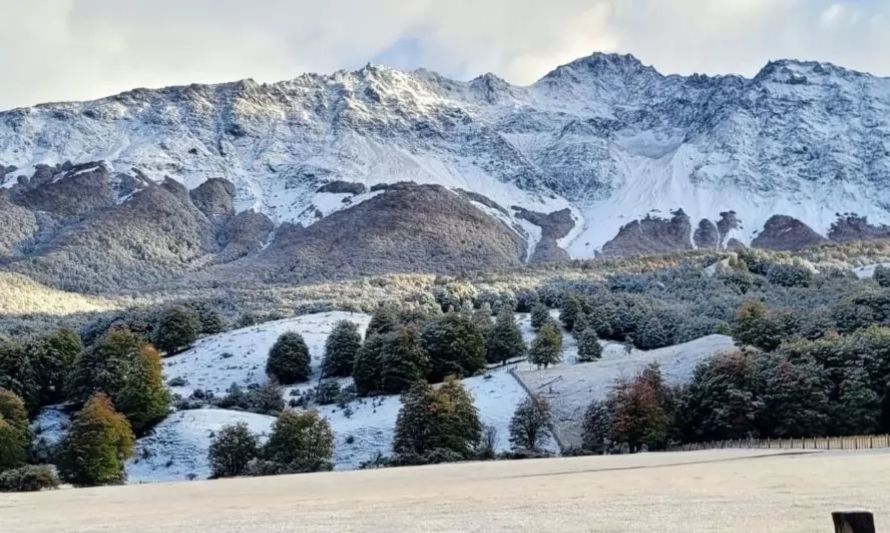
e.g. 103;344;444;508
832;511;875;533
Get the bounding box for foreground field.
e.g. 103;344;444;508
2;449;888;532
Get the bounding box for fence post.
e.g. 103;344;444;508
832;511;875;533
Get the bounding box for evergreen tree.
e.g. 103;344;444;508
830;366;880;435
757;355;830;438
194;304;226;335
509;395;552;453
58;393;135;487
366;306;398;339
393;378;482;461
530;303;551;332
734;300;787;352
114;345;170;434
636;317;671;350
266;332;311;384
571;312;590;340
380;327;429;394
322;321;362;378
208;422;260;478
30;329;83;406
875;265;890;288
529;322;562;369
353;333;386;396
677;349;763;442
0;389;31;472
559;295;582;331
0;342;39;414
153;306;200;355
262;410;334;473
68;328;141;404
581;399;611;454
576;327;603;362
420;313;486;382
471;304;494;337
485;308;526;365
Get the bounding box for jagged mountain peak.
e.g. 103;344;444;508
753;58;876;84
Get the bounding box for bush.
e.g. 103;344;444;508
0;465;60;492
153;306;200;355
208;423;260;478
266;332;311;384
322;321;362;378
58;393;135;487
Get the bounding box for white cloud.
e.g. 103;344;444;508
0;0;888;109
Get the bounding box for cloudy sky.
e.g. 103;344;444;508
0;0;887;109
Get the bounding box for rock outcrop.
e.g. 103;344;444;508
513;207;574;263
751;215;827;251
190;178;236;222
601;209;693;257
827;215;890;243
693;219;720;249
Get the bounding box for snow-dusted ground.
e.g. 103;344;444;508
516;334;736;449
31;405;70;448
127;409;276;484
128;311;557;483
854;263;890;279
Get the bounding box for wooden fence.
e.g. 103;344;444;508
673;434;890;452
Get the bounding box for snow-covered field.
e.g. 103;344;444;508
854;262;890;279
516;334;736;449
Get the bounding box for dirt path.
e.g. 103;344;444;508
2;449;888;532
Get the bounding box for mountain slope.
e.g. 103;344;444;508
1;52;890;282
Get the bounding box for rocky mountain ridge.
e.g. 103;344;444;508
1;52;890;289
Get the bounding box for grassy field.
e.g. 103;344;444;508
2;449;889;532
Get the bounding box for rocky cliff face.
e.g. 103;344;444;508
2;53;890;284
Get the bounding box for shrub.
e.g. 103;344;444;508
322;321;362;378
153;306;200;355
58;393;135;487
208;423;260;478
0;465;60;492
266;332;311;384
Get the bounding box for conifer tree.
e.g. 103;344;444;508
153;306;200;355
529;322;562;369
262;410;334;473
509;395;552;453
0;389;31;472
353;333;386;396
58;393;135;487
420;313;486;382
530;303;551;332
208;422;259;478
559;295;582;331
322;321;362;378
582;399;611;454
485;308;526;365
366;306;398;339
266;332;311;384
380;327;429;394
115;345;170;434
576;327;603;362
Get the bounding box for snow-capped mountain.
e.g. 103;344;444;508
2;52;890;262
